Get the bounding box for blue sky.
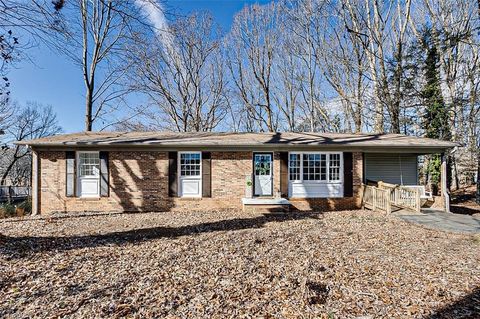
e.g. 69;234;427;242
9;0;271;133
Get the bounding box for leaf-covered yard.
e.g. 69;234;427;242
0;210;479;318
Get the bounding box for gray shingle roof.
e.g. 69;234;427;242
17;131;457;152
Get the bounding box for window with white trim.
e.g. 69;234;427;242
289;152;342;182
329;153;341;181
180;153;201;176
302;153;326;181
78;152;100;177
289;153;301;181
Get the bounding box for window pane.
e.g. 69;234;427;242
329;153;341;181
289;153;300;180
79;152;100;177
255;155;271;176
301;153;326;181
180;153;201;176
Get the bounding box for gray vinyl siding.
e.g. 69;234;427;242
364;153;418;185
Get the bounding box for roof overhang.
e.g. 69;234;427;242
27;143;454;154
17;131;458;154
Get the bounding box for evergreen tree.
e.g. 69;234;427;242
422;30;451;141
420;28;451;188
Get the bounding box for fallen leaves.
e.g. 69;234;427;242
0;209;479;318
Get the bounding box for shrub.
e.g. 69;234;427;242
0;203;16;218
18;199;32;214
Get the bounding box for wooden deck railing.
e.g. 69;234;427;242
363;185;392;214
393;187;421;212
363;182;421;214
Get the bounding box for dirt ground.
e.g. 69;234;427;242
450;185;480;216
0;209;479;318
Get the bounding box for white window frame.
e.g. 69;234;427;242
76;151;100;198
178;151;202;198
288;153;301;181
288;151;344;184
328;153;342;182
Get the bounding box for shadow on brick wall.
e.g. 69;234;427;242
109;155;175;213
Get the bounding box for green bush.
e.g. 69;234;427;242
18;199;32;214
0;203;16;218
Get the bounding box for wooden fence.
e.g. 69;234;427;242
0;186;31;203
363;183;421;214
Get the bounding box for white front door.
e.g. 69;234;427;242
254;153;273;196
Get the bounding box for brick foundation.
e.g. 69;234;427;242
36;150;363;214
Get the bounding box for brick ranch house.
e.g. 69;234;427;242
18;132;456;215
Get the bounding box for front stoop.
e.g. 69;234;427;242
242;198;291;213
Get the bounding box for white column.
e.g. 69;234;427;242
441;154;450;213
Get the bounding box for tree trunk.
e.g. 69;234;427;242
85;86;93;131
477;151;480;204
374;91;384;133
452;155;460;191
390;105;401;134
1;157;18;186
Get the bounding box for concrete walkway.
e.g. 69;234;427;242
395;208;480;234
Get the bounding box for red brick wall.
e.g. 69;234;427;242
37;150;363;214
211;151;252;198
38;151;171;214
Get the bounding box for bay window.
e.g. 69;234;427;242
288;152;344;198
289;152;342;183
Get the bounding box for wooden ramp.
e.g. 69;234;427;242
362;182;422;214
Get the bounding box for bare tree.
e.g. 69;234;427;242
0;1;64;115
129;12;227;132
342;0;413;133
0;102;61;185
273;35;301;132
284;0;332;132
319;2;369;133
0;1;65;42
54;0;155;131
413;0;480;192
227;2;281;132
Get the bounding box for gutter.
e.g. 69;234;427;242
18;143;458;153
